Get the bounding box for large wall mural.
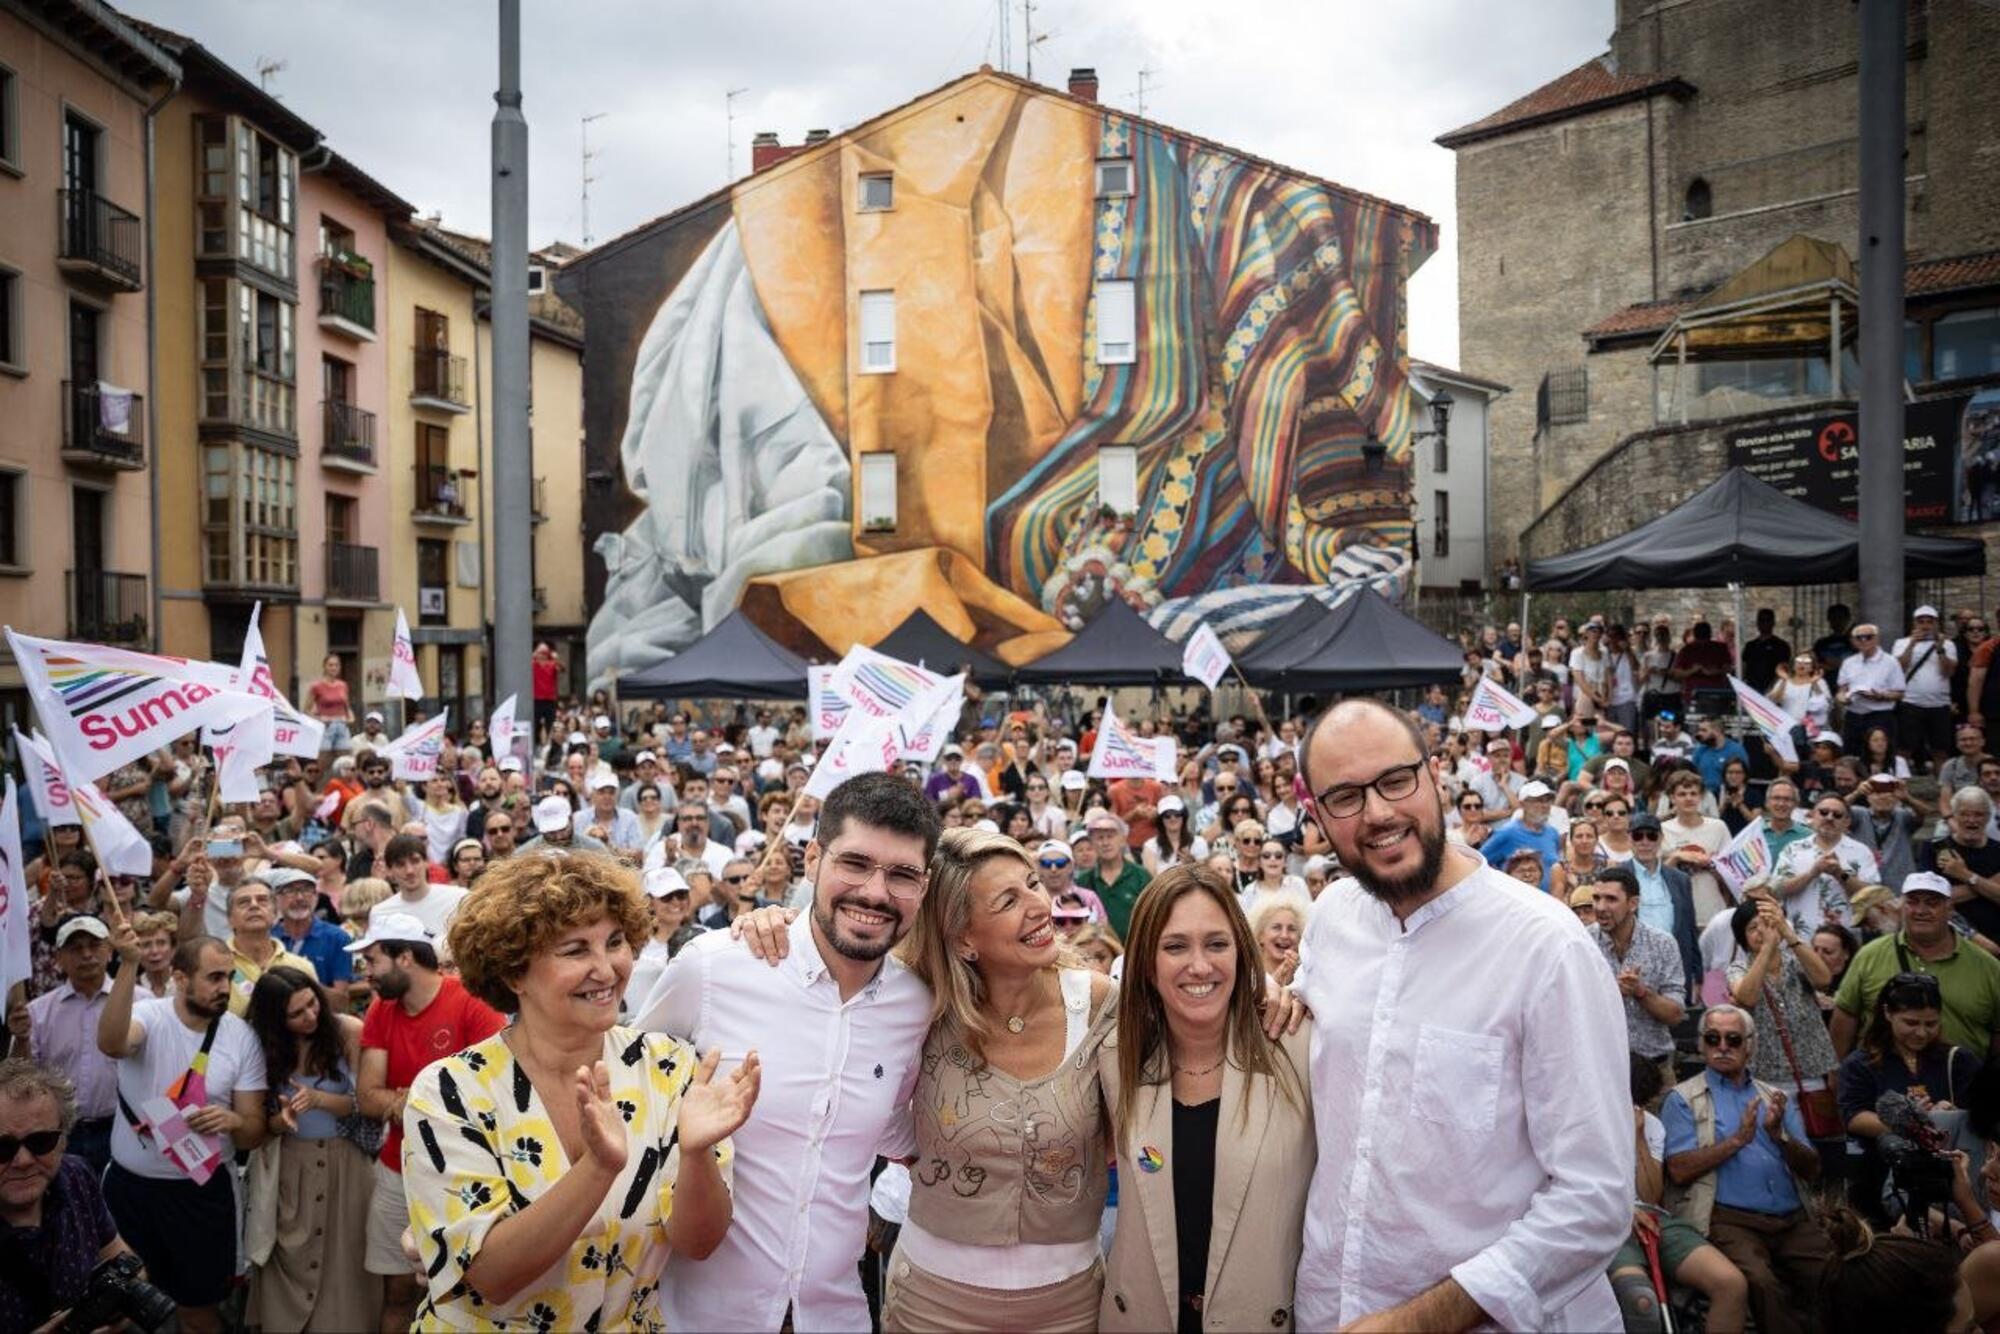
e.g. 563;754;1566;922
581;73;1434;685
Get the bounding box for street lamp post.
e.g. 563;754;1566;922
491;0;532;724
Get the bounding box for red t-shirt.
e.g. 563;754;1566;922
361;975;505;1171
1109;778;1165;848
306;676;350;721
532;658;559;702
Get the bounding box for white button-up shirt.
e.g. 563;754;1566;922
634;911;930;1332
1837;647;1907;716
1292;859;1632;1331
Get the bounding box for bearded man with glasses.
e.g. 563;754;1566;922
1660;1004;1828;1334
1287;699;1631;1332
633;772;940;1332
1773;799;1880;936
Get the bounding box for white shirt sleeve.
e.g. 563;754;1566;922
632;939;704;1045
1448;931;1635;1330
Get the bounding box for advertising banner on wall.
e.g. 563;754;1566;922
1724;393;1975;523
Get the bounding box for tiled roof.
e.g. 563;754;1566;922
1583;249;2000;345
575;66;1435;270
1909;249;2000;297
1436;56;1692;149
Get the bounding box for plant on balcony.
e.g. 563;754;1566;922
329;250;373;278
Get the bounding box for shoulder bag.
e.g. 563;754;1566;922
1763;971;1842;1139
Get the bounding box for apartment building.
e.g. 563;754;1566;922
0;0;177;728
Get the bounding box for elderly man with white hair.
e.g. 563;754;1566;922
1929;784;2000;948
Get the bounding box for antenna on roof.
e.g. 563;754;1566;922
1131;68;1162;118
254;56;286;97
580;113;607;246
994;0;1010;73
725;87;751;179
1022;0;1054;82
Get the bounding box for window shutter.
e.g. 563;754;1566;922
860;290;896;372
1096;281;1136;364
1098;445;1138;514
860;453;898;531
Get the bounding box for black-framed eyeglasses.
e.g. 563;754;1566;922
0;1129;63;1160
1602;807;1630;818
1815;807;1849;820
1883;971;1943;1007
722;874;750;885
1313;760;1425;819
1700;1031;1746;1049
1631;829;1661;841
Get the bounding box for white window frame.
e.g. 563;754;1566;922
1098;445;1138;515
858;172;894;211
859;290;896;373
859;453;898;532
1095;157;1133;198
0;465;28;573
0;61;20;176
1095;280;1136;365
527;264;548;295
0;263;23;376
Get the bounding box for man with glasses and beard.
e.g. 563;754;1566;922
1288;699;1631;1332
634;772;939;1332
1773;798;1879;936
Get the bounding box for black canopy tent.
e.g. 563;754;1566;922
618;609;812;701
1013;598;1189;687
1524;467;1985;590
1240;588;1464;692
1232;594;1337;681
872;609;1013;688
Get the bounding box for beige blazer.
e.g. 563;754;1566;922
1099;1023;1316;1333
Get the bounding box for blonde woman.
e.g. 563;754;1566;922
1548;818;1607;905
885;828;1118;1331
1071;922;1124;976
1249;896;1305;984
1100;864;1313;1331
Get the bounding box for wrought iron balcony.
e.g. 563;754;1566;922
58;189;142;290
414;463;470;522
67;570;149;644
317;257;376;337
63;381;145;469
322;399;377;468
411;348;470;411
326;541;380;601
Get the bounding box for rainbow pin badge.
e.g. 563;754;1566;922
1137;1145;1165;1173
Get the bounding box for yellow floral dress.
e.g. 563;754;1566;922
403;1026;732;1332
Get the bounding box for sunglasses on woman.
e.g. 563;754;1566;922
1883;971;1943;1007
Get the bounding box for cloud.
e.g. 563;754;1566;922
124;0;1607;366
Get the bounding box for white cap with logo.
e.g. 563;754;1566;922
344;911;435;953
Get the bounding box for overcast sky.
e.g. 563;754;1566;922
126;0;1610;367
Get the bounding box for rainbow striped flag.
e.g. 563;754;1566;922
828;646;943;720
6;627;259;783
1729;675;1799;764
1714;819;1774;895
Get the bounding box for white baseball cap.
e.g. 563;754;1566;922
594;714;613;730
734;829;768;855
566;731;588;747
643;866;691;898
1519;780;1555;800
1900;871;1952;900
499;756;524;773
1037;839;1074;862
55;915;110;948
364;710;385;724
1868;772;1898;787
1914;604;1940;620
344;910;434;953
1060;770;1087;791
635;750;658;765
1158;795;1186;814
533;794;573;834
590;772;619;791
1604;758;1630;773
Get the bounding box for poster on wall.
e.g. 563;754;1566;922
1724;392;1972;523
1956;389;2000;522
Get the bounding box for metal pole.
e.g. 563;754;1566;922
1857;0;1906;631
491;0;533;726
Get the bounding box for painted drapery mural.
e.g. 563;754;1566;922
587;74;1434;685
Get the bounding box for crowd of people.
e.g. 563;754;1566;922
2;604;1998;1333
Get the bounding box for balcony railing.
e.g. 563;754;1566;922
322;399;377;467
316;258;376;335
58;189;142;289
326;541;379;601
414;463;469;519
63;380;146;468
411;348;469;409
67;570;149;644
